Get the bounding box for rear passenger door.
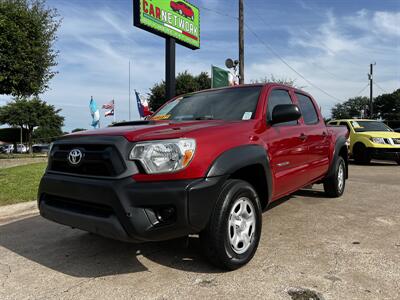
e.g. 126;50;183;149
262;89;309;199
295;93;330;182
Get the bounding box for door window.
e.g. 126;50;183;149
267;89;297;126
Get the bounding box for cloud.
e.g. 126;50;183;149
373;11;400;37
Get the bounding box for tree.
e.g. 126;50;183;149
32;124;63;143
71;128;87;133
148;71;211;111
0;0;61;96
0;97;64;153
331;97;369;119
374;89;400;121
250;75;300;88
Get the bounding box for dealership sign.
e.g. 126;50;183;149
134;0;200;49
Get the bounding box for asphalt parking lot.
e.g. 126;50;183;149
0;162;399;300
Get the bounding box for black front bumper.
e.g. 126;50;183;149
38;173;225;242
369;147;400;161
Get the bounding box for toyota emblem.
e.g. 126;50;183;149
68;149;83;165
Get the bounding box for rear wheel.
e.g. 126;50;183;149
323;156;346;197
353;143;371;164
200;179;262;270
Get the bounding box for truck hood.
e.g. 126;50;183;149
67;120;250;142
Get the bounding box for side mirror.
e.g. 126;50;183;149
271;104;301;125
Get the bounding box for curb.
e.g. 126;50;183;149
0;201;39;225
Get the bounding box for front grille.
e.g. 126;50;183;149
42;194;114;218
48;144;126;177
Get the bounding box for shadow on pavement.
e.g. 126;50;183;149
0;215;220;278
349;159;398;166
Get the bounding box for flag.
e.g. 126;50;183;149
141;97;152;117
89;97;100;128
211;65;230;88
102;100;114;110
135;91;153;118
105;109;114;117
135;90;144;118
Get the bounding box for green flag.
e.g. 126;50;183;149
211;65;230;88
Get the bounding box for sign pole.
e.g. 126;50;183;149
166;37;176;100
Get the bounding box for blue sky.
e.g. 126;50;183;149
1;0;399;131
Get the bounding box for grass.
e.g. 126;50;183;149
0;162;47;206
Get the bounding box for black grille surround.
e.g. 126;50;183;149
47;135;139;178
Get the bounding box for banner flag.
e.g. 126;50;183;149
135;90;145;118
89;97;100;128
211;65;230;88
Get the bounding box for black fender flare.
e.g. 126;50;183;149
206;145;273;204
327;136;349;179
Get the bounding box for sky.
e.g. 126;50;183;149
1;0;399;132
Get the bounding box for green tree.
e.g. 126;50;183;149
0;0;61;96
32;124;63;143
0;97;64;153
331;96;369;119
71;128;87;133
374;89;400;121
148;71;211;111
250;75;301;88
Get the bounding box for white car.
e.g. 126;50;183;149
16;144;28;153
1;144;14;153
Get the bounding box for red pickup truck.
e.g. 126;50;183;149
38;84;348;270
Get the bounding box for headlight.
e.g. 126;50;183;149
129;139;196;174
370;137;385;144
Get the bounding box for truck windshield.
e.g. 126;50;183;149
151;87;262;121
351;121;393;132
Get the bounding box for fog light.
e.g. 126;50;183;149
156;207;176;223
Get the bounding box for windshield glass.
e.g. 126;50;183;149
350;121;393;132
151;87;262;121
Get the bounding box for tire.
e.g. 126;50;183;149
200;179;262;270
396;159;400;165
323;156;346;198
353;143;371;164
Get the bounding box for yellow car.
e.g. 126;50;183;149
328;119;400;165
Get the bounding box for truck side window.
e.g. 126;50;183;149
296;93;319;125
267;89;297;126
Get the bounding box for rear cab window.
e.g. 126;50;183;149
296;93;319;125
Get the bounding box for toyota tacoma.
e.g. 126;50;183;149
38;84;349;270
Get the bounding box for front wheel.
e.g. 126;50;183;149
200;179;262;270
323;156;346;197
353;143;371;164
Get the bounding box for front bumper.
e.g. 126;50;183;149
369;147;400;161
38;173;224;242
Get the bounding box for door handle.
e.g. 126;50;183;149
299;133;308;141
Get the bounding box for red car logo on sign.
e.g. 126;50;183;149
170;1;194;21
